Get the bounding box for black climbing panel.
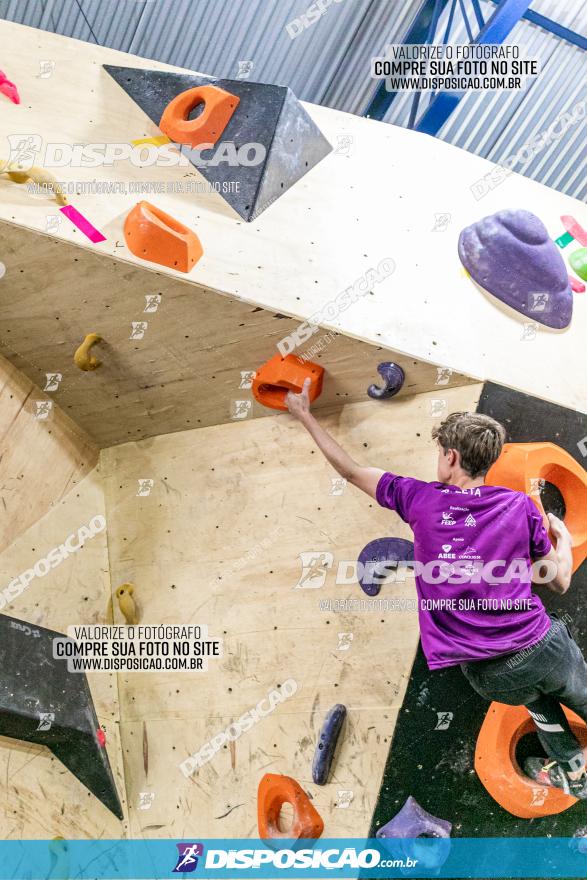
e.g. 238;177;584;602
0;614;123;819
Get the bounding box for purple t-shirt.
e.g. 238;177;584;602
376;473;552;669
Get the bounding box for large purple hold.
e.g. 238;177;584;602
376;796;452;873
358;537;415;596
458;209;572;329
376;796;452;839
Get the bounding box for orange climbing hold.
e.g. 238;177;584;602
486;442;587;573
124;201;203;272
257;773;324;840
475;701;587;818
159;84;240;149
252;354;324;411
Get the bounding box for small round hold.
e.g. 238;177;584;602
368;362;405;400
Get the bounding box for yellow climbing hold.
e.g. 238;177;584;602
74;333;102;371
131;135;171;147
116;583;138;625
0;160;68;206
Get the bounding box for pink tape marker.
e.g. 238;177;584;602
569;274;585;293
561;215;587;247
60;204;106;243
0;69;19;104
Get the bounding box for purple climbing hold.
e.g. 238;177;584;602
358;537;415;596
376;796;452;839
312;703;346;785
376;796;452;873
458;209;572;329
570;828;587;855
368;362;405;400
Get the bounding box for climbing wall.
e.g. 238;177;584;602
0;221;472;447
370;383;587;839
100;383;481;837
0;12;585;852
0;354;97;552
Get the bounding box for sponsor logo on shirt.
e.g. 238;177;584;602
439;542;456;559
464;513;477;526
441;511;456;525
460;545;481;559
450;505;469;511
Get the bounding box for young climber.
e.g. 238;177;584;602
286;380;586;797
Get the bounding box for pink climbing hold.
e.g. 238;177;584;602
569;275;586;293
0;70;20;104
561;216;587;248
96;727;106;747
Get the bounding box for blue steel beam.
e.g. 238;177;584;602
517;8;587;51
365;0;450;120
484;1;587;49
470;0;485;30
458;0;475;42
407;0;447;127
415;0;533;135
442;0;459;43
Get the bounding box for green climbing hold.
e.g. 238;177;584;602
570;248;587;281
555;231;573;248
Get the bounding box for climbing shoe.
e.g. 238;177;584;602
524;758;587;799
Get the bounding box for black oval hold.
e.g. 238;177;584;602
312;703;347;785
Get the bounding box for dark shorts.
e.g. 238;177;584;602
460;615;584;706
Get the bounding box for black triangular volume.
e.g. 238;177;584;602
104;65;332;221
0;615;123;819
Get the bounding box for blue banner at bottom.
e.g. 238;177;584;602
4;837;587;879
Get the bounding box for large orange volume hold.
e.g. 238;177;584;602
257;773;324;840
124;201;203;272
475;702;587;818
252;354;324;411
486;441;587;573
159;84;240;148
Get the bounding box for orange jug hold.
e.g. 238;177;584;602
257;773;324;840
159;84;239;148
252;354;324;411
